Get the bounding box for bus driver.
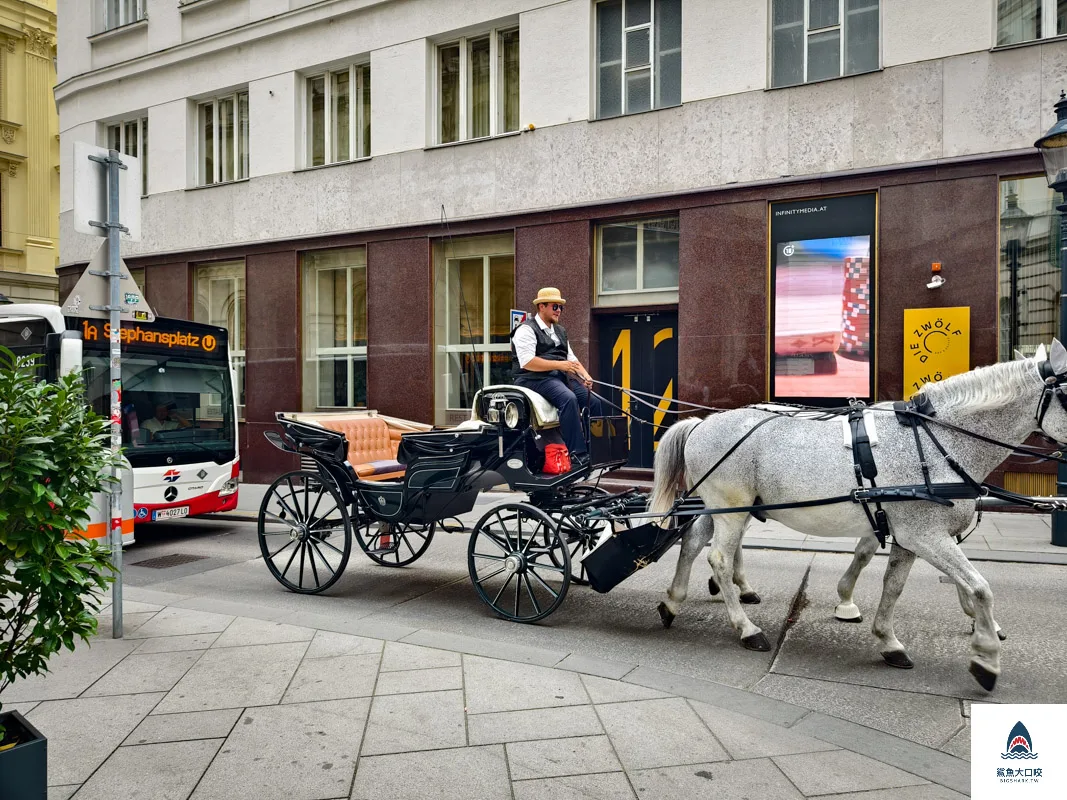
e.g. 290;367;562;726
141;403;192;441
510;287;601;470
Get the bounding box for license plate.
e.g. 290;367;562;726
153;506;189;521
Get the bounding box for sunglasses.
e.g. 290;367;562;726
548;303;563;312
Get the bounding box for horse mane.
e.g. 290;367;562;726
919;358;1040;413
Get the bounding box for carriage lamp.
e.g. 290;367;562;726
504;401;521;429
1035;89;1067;547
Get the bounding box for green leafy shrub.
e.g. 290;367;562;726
0;347;116;739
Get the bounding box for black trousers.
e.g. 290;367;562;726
515;374;602;456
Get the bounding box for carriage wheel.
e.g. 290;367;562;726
468;503;570;623
258;470;352;594
353;519;435;567
552;485;632;586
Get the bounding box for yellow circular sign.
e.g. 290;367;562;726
202;334;217;352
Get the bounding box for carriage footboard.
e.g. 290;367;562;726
580;522;689;594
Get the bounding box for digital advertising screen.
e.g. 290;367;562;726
769;194;877;404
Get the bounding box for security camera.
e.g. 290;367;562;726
927;274;946;290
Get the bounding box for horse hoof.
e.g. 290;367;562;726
657;602;675;629
969;661;998;692
834;603;862;623
881;650;914;669
998;629;1008;642
741;632;771;652
708;577;720;596
739;591;761;605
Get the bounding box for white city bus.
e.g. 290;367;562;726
0;304;240;523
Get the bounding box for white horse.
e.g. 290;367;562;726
649;344;1067;691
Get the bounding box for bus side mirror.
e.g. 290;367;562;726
59;335;82;377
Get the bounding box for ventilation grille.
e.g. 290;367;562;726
130;553;210;569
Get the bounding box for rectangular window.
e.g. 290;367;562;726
104;0;143;31
770;0;879;89
301;248;368;409
437;28;520;144
306;64;371;168
769;193;877;404
433;236;515;424
193;261;246;409
197;91;249;186
596;0;681;119
997;0;1067;45
596;217;680;305
107;117;149;196
999;176;1062;361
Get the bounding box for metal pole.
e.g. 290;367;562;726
1053;204;1067;547
106;150;124;633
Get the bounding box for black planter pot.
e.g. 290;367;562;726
0;710;47;800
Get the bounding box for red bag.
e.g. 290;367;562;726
542;443;572;474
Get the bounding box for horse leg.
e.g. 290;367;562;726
658;515;713;629
897;533;1001;691
957;582;1007;641
707;516;769;651
707;517;760;604
871;542;917;669
835;535;879;623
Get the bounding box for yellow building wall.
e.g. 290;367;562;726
0;0;57;304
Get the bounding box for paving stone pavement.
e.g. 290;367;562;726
1;600;974;800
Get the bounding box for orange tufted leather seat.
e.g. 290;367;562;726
317;417;405;481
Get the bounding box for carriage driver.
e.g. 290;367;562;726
510;287;601;469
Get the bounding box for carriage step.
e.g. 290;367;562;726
367;546;401;556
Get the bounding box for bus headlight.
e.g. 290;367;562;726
504;402;520;429
220;479;239;496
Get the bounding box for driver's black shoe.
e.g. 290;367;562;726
571;453;592;472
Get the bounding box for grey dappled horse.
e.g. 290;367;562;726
649;343;1067;692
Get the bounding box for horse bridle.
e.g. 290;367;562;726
1034;359;1067;440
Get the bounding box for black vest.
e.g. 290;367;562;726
511;319;569;380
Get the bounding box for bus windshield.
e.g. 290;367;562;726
82;353;236;468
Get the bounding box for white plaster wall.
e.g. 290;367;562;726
249;73;298;177
57;0;92;84
519;0;591;128
145;0;181;54
683;0;767;102
883;0;994;68
180;0;251;43
148;100;191;194
371;39;428;156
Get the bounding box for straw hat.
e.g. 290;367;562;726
532;287;566;307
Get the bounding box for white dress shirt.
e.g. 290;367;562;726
513;315;578;369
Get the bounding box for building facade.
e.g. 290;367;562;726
55;0;1067;485
1;0;58;304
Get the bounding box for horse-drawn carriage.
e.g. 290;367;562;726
259;343;1067;692
258;384;653;622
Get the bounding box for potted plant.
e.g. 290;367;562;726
0;346;116;798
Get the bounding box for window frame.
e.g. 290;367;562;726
442;252;514;409
595;0;682;120
769;0;881;89
106;116;149;196
303;253;369;409
104;0;144;31
193;261;246;413
435;26;520;145
595;216;681;304
995;0;1066;46
196;90;249;187
304;63;371;169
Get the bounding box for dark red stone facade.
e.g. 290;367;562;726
58;152;1041;483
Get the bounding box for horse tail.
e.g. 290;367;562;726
649;417;701;519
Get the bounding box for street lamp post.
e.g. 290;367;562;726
1035;90;1067;547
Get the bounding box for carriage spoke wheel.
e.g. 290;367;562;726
468;503;570;623
354;518;435;567
552;486;632;586
258;470;352;594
